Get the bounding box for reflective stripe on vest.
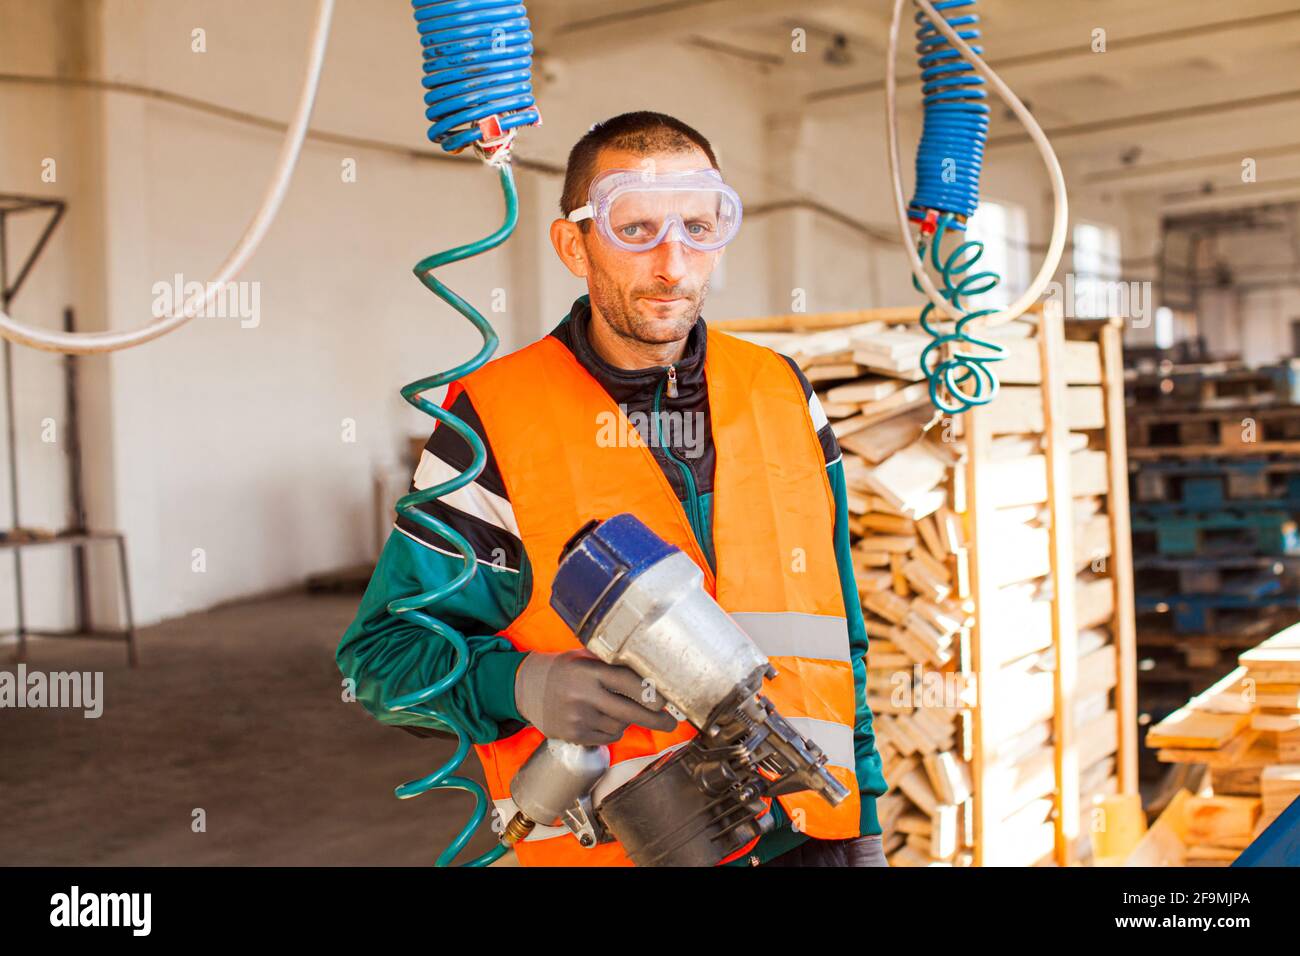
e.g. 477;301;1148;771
460;326;861;866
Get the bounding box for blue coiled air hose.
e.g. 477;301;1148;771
414;0;541;152
382;0;541;867
907;0;1004;414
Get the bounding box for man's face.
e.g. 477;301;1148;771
561;147;725;346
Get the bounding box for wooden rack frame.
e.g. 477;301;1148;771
715;303;1137;866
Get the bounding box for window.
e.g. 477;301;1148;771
964;199;1029;309
1155;306;1174;349
1072;221;1122;318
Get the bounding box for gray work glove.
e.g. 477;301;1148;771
513;649;679;746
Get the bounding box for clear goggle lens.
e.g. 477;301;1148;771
575;169;744;252
604;189;740;251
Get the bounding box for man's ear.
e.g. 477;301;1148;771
550;218;589;278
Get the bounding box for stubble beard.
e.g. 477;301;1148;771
587;262;709;347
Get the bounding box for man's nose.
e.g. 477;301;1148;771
650;232;690;285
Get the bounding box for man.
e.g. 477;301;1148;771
338;111;889;867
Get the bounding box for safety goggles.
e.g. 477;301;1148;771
567;168;743;253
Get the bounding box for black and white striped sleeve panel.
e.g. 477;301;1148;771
394;388;525;574
780;353;840;469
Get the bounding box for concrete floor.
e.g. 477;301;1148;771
0;590;503;865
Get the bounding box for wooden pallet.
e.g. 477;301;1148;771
1137;624;1292;675
1127;362;1300;409
1127;404;1300;457
1132;458;1300;506
1133;554;1299;594
1130;508;1298;556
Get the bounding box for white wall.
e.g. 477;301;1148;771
2;0;778;626
0;0;109;635
6;0;1167;629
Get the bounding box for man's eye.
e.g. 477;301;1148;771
618;222;649;238
686;222;714;236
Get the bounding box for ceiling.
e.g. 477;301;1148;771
527;0;1300;209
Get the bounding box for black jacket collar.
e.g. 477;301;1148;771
550;295;707;407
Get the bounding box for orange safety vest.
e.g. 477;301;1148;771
458;325;860;866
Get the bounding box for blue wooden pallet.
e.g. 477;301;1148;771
1130;509;1300;555
1132;456;1300;504
1133;494;1300;516
1136;588;1300;632
1134;560;1290;596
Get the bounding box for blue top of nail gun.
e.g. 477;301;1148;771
550;513;678;644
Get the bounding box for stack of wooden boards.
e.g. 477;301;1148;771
723;309;1137;866
1126;357;1300;727
1144;622;1300;863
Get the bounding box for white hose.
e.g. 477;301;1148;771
886;0;1069;327
0;0;335;354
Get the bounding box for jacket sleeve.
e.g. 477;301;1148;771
781;354;889;837
827;455;890;836
336;385;533;745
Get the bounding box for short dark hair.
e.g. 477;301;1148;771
559;111;721;221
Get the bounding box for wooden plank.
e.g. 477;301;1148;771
838;405;934;464
863;589;911;625
917;514;947;561
896;761;940;816
931;803;960;861
1124;789;1191;866
856;534;917;553
963;398;996;865
1240;622;1300;678
1157;730;1260;767
1076;575;1116;630
1146;707;1252;750
903;557;949;602
859;513;915;536
1073;514;1112;572
983;746;1057;823
860;440;948;512
832;383;930;438
1100;322;1138;796
826;378;903;404
712;301;1046;333
979;450;1109;509
1128;439;1300;460
984;523;1050;588
981;385;1106;435
938;506;964;552
714;308;930;332
1184;795;1262;846
855;568;893;594
806;362;868;383
911;547;952;584
994;337;1103;385
890;552;909;597
1041;304;1080;866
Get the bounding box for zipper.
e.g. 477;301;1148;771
654;368;714;570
